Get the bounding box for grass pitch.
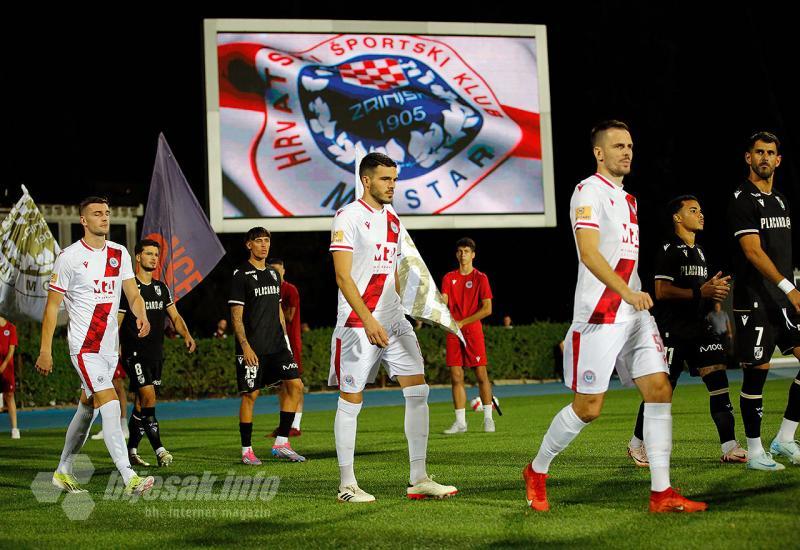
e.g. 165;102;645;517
1;379;798;549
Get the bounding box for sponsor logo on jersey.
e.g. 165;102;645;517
741;315;749;326
50;273;58;283
332;230;345;243
83;261;88;269
254;285;281;297
452;279;457;285
682;249;688;257
754;346;763;360
92;279;116;296
365;221;371;230
583;370;596;384
699;343;723;352
757;198;765;207
575;206;592;220
145;301;164;311
109;257;119;268
760;216;791;230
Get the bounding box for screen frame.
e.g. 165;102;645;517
203;18;555;232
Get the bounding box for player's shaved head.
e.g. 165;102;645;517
591;120;630;147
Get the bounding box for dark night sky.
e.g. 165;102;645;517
6;5;799;333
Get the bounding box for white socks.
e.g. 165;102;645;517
454;408;466;425
292;412;303;430
629;435;643;448
644;403;672;492
483;403;493;421
532;404;588;474
99;400;134;485
777;419;798;443
747;437;765;456
335;398;362;488
275;436;288;445
57;401;97;475
403;384;430;484
721;440;738;454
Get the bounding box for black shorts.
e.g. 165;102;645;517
123;354;163;391
236;349;300;393
662;329;727;379
733;304;800;366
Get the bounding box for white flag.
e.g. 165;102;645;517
354;155;463;339
0;186;61;322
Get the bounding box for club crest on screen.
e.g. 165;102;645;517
217;34;542;217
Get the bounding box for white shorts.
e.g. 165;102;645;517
563;312;668;394
329;317;425;393
70;353;118;397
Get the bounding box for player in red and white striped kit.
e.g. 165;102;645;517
329;153;457;503
523;121;707;513
36;197;154;496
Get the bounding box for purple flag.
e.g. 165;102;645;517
142;133;225;301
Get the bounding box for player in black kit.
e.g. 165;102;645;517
230;227;305;465
627;196;744;466
120;239;196;467
730;132;800;470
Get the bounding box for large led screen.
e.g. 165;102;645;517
204;20;555;231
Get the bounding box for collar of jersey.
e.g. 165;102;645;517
593;173;625;192
746;179;773;196
80;239;107;252
357;199;384;214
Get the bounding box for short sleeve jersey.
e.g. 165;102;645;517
0;322;17;366
329;199;404;327
569;173;642;324
119;277;174;360
228;262;284;355
729;180;793;309
49;240;135;355
652;236;710;339
441;268;493;331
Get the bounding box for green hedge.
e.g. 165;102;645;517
11;322;569;407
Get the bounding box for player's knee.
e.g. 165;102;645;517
572;400;602;422
449;368;464;384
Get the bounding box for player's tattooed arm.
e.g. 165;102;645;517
332;250;389;348
35;290;65;375
576;229;653;311
122;278;151;338
739;234;800;312
231;305;258;366
167;305;196;353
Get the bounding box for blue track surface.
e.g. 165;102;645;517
2;367;797;433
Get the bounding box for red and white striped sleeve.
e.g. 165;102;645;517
570;183;602;233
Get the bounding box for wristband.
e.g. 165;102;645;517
777;278;796;295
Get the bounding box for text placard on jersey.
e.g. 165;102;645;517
204;19;556;232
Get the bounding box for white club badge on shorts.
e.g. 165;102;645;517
583;370;596;385
754;347;763;360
